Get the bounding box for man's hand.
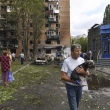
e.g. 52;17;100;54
80;79;83;86
75;66;86;75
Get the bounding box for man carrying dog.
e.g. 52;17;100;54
61;44;87;110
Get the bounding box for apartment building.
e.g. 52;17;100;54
0;0;18;55
38;0;70;57
0;0;70;57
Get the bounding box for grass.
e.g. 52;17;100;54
0;60;31;79
0;62;61;104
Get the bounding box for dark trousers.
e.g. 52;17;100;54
12;57;15;61
21;58;24;64
66;83;82;110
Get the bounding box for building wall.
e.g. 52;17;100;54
37;0;70;57
59;0;70;47
88;25;102;60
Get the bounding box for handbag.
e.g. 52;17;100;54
8;71;13;82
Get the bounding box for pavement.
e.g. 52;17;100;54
1;64;110;110
0;65;69;110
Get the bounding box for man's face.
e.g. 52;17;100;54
71;48;81;59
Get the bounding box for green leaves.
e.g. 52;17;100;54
71;37;88;52
0;61;60;104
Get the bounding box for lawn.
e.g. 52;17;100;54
0;62;61;104
0;60;32;79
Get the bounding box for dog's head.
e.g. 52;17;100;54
85;60;95;69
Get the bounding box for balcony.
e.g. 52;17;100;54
0;3;7;6
47;35;59;40
0;27;5;30
0;36;7;40
48;10;53;14
48;18;58;22
6;26;16;30
7;35;18;39
8;44;18;48
49;27;59;31
0;44;7;49
54;9;59;14
1;10;7;14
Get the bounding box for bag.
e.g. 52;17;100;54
8;71;13;82
12;74;14;81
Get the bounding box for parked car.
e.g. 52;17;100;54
45;54;54;62
35;57;47;65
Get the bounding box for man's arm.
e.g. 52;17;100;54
75;66;86;78
61;71;77;84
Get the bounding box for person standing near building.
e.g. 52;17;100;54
61;44;86;110
0;50;11;86
7;52;12;61
20;52;24;64
12;52;15;61
31;52;33;60
89;49;92;60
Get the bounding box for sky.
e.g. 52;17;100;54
70;0;110;36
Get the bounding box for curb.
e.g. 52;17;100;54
0;61;33;84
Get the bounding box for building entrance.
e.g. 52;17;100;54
100;24;110;58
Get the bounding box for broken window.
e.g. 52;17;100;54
10;32;14;35
45;40;51;44
30;23;32;27
38;40;41;44
30;40;33;44
30;49;33;53
57;40;60;44
30;32;33;36
38;49;41;54
93;39;96;51
46;49;51;54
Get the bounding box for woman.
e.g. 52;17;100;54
7;52;12;61
0;50;11;86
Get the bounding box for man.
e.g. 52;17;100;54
61;44;86;110
0;50;11;86
12;52;15;61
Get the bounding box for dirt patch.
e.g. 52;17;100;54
0;69;69;110
1;67;110;110
78;69;110;110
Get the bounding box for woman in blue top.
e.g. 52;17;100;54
20;52;24;64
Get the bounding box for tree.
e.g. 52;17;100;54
71;37;88;52
29;0;45;59
10;0;45;60
103;4;110;25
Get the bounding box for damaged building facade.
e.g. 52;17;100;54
0;0;70;58
0;0;18;55
88;4;110;60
